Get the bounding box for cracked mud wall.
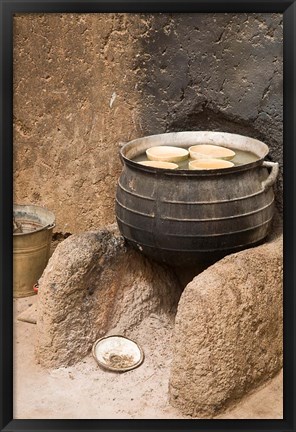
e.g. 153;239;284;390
13;13;283;232
13;13;145;232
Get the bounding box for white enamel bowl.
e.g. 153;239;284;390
92;335;144;372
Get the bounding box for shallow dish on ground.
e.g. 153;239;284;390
189;144;235;160
92;335;144;372
189;158;234;170
146;146;189;162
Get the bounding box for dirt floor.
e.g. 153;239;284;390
13;295;283;420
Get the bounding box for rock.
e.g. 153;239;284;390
169;230;283;418
36;224;182;368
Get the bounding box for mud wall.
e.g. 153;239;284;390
13;13;283;233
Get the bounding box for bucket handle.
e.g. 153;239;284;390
46;223;56;230
261;161;279;191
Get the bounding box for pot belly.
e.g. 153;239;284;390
115;166;275;266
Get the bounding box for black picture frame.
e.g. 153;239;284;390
0;1;295;431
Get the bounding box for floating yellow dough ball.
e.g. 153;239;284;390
189;158;234;170
189;144;235;160
138;160;178;169
146;146;189;162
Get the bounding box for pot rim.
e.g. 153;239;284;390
120;131;269;176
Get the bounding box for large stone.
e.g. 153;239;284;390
169;230;283;418
36;225;181;368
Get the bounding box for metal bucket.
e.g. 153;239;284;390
13;204;55;298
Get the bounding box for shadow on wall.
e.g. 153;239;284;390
169;103;274;149
136;12;283;214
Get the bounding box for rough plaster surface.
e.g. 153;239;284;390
36;224;182;368
13;14;144;232
169;230;283;417
14;13;283;233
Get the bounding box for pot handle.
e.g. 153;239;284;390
118;142;127;166
261;161;279;191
